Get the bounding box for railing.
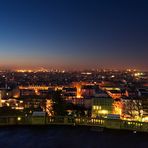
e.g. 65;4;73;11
0;116;31;125
0;116;148;132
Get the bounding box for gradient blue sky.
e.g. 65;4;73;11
0;0;148;70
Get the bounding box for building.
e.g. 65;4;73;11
81;85;97;98
92;89;114;117
107;89;122;99
121;96;144;120
62;87;77;99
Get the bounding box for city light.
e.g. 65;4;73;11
0;0;148;146
17;117;21;121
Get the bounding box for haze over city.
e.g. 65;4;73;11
0;0;148;70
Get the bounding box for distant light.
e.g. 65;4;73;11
81;72;92;75
142;116;148;122
111;75;115;78
20;101;23;103
100;110;108;114
17;117;21;121
134;72;143;77
62;70;65;73
15;107;24;110
16;69;33;73
77;95;82;98
127;69;131;72
1;100;5;103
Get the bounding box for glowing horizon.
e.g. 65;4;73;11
0;0;148;71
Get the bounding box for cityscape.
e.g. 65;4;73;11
0;0;148;147
0;69;148;123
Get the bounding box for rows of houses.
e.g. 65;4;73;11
0;81;148;121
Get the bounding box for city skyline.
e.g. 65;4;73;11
0;0;148;70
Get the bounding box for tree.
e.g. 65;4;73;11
123;98;143;120
51;90;67;116
0;106;24;116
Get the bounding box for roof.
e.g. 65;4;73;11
82;85;96;89
32;111;46;117
109;90;121;93
63;87;77;92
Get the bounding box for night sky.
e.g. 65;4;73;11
0;0;148;70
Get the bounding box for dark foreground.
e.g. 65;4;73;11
0;126;148;148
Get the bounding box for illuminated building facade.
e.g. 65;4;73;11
92;90;114;117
